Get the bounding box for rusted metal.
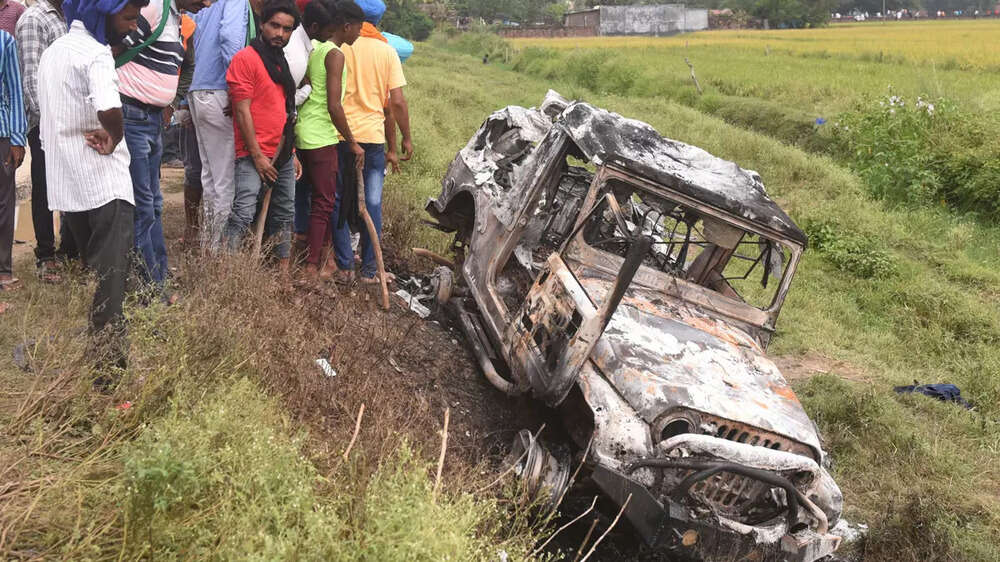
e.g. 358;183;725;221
428;92;842;561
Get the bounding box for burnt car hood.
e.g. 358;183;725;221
580;278;823;457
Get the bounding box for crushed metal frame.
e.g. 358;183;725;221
426;91;843;561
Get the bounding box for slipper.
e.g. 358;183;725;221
36;262;63;284
0;278;22;292
360;272;395;285
333;269;355;285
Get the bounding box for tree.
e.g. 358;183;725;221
382;0;435;40
727;0;835;26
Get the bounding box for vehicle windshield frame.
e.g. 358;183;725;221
562;165;803;322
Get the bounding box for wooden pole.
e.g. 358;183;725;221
358;169;390;309
251;189;272;259
251;137;286;260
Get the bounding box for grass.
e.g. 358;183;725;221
0;234;547;558
2;33;1000;560
403;45;1000;560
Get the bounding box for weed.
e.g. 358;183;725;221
804;220;898;279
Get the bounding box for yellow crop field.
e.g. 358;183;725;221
514;20;1000;71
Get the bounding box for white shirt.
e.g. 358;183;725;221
284;25;313;107
38;22;133;212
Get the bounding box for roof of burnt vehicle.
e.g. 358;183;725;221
559;102;808;245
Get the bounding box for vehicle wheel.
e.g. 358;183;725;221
504;429;572;514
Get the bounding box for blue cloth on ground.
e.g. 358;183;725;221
355;0;385;24
383;32;413;63
63;0;131;44
893;382;973;409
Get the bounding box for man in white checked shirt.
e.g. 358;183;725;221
38;0;149;383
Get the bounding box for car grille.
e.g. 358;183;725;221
660;413;814;520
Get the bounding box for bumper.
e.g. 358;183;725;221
590;434;843;562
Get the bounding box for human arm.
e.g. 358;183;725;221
233;98;276;182
15;14;43;130
3;38;26;167
219;0;247;66
388;86;412;161
384;105;399;173
324;49;363;169
85;108;125;155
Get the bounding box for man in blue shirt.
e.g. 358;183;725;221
188;0;255;250
0;29;26;298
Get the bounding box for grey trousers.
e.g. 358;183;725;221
63;199;134;360
188;90;235;250
0;138;14;277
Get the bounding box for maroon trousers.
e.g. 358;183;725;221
301;145;339;266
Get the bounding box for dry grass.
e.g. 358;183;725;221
0;186;548;559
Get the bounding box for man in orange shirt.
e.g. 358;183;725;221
329;0;411;284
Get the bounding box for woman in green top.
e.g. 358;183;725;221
295;0;364;281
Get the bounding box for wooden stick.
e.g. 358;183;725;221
530;495;598;558
412;247;456;268
572;518;600;562
358;170;390;309
251;138;285;260
251;189;272;259
342;403;365;463
579;493;632;562
432;407;450;503
685;57;703;95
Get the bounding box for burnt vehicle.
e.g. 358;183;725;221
424;91;843;561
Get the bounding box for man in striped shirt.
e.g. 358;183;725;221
16;0;78;281
39;0;149;377
114;0;209;294
0;29;26;295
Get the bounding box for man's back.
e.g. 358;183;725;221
190;0;247;92
341;36;405;144
39;23;132;212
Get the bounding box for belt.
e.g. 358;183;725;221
121;95;162;113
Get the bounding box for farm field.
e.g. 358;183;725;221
1;29;999;561
511;20;1000;114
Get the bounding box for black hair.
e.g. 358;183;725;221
303;0;335;28
127;0;151;7
332;0;363;25
260;0;302;28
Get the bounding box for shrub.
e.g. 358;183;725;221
805;220;898;279
830;91;1000;222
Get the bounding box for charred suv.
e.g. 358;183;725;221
425;92;843;561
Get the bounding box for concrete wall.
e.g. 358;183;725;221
599;5;708;35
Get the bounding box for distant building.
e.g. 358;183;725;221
564;4;709;35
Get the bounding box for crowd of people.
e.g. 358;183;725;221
0;0;413;378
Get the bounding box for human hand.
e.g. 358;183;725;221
162;106;175;128
84;129;117;155
7;145;25;169
223;103;232;117
401;138;413;161
294;154;302;180
386;150;400;174
350;142;364;172
253;153;278;183
175;108;191;127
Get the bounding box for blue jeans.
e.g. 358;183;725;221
123;103;168;286
224;156;296;259
332;143;385;278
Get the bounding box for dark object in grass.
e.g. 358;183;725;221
893;382;973;410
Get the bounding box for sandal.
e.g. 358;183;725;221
37;261;63;284
0;278;22;292
333;269;355;285
360;271;395;285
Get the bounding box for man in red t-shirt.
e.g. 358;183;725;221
222;0;302;272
